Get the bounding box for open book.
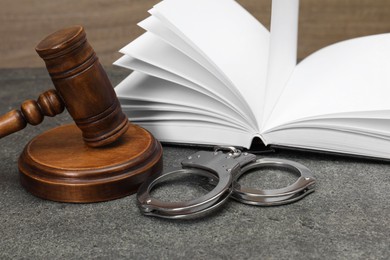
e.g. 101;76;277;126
114;0;390;159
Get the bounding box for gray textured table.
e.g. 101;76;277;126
0;68;389;259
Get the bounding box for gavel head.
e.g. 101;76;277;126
35;25;129;147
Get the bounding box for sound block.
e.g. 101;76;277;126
18;123;163;203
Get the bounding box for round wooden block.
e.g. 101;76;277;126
18;123;163;203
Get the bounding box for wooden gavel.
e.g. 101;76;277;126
0;25;129;147
0;25;162;203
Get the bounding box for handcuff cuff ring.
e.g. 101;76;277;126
231;158;316;206
137;167;233;219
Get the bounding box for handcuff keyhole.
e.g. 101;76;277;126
237;166;299;190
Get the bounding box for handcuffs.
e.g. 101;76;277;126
137;146;316;219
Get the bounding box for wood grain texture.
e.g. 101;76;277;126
1;0;390;68
35;25;130;147
0;89;64;138
0;25;130;146
18;123;163;203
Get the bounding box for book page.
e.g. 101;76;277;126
116;72;257;132
262;0;299;128
117;32;256;127
116;72;256;147
115;55;238;118
136;122;256;148
138;16;233;92
265;33;390;132
264;128;390;159
120;101;249;131
262;33;390;158
152;0;270;126
272;116;390;138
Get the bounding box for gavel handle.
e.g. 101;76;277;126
0;89;65;139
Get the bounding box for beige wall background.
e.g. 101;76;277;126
1;0;390;68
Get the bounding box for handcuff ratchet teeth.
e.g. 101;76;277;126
137;146;316;219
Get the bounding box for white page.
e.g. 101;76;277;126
282;110;390;120
275;118;390;138
136;121;256;148
115;55;225;105
265;33;390;132
263;128;390;159
115;72;256;131
119;99;248;130
122;110;246;131
114;56;257;129
120;104;248;131
262;0;299;128
152;0;270;125
119;32;255;127
138;16;233;91
149;7;258;126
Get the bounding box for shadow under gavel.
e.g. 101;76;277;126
0;25;162;203
0;26;129;147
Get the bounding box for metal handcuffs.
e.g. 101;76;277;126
137;147;316;219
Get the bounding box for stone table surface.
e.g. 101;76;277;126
0;68;389;259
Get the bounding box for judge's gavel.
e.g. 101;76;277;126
0;26;129;147
1;25;162;203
